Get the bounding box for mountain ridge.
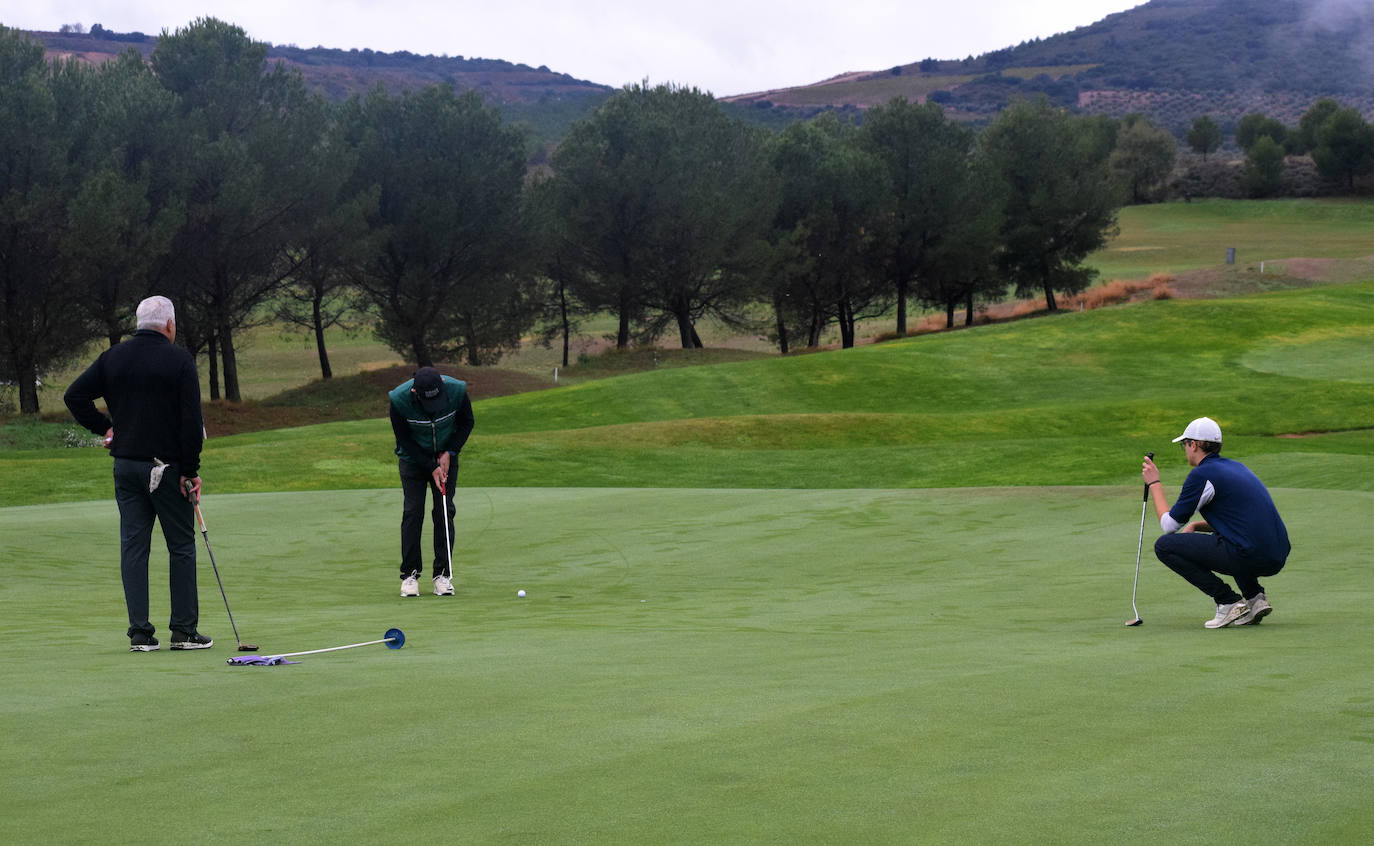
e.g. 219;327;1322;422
18;0;1374;137
725;0;1374;132
22;25;613;105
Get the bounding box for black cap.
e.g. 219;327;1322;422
412;367;446;414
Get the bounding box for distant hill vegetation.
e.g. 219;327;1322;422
726;0;1374;136
30;24;610;103
25;23;614;147
23;0;1374;141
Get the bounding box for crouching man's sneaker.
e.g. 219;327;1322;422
129;634;160;652
401;574;420;597
170;631;213;649
1204;601;1249;629
433;574;454;596
1233;593;1272;625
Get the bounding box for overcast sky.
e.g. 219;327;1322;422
8;1;1147;96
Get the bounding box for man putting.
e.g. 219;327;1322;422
1142;416;1290;629
388;366;474;597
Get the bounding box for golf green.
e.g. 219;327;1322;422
2;486;1370;844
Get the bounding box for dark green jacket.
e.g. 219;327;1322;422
388;376;474;471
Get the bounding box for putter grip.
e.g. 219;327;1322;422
184;479;199;505
1143;452;1155;500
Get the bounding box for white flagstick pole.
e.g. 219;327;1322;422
272;636;397;659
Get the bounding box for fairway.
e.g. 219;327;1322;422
1090;198;1374;280
2;486;1371;844
5;206;1374;842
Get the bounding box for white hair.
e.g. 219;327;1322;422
135;296;176;331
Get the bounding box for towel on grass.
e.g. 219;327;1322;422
226;654;299;666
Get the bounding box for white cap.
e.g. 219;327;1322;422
1172;416;1222;443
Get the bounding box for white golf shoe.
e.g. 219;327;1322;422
401;575;420;597
433;574;454;596
1232;593;1272;625
1204;600;1249;628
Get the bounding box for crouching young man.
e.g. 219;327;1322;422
1142;417;1290;629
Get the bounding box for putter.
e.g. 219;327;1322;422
439;478;453;592
226;628;404;665
1126;451;1154;627
186;481;259;651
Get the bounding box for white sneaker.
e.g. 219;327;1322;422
433;574;454;596
1204;600;1248;628
1233;593;1272;625
400;575;419;597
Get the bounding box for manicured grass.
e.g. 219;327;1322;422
8;280;1374;506
1240;326;1374;384
1091;197;1374;281
4;199;1374;843
2;486;1370;844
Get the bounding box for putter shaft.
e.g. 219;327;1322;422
1131;497;1147;620
1128;451;1155;626
187;483;256;650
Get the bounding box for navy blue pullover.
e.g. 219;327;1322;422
1168;453;1290;565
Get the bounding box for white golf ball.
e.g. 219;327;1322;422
517;589;526;598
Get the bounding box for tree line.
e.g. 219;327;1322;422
0;18;1210;415
1185;103;1374;196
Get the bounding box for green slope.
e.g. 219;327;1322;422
8;280;1373;505
1092;198;1374;280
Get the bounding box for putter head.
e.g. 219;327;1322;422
237;643;260;652
1124;617;1143;627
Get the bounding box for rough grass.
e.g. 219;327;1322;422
896;276;1178;336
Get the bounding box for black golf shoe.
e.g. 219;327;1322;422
129;634;160;652
170;631;214;650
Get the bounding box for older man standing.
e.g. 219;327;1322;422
65;295;211;652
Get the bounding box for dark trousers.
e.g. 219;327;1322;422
112;458;198;638
1154;531;1284;605
399;458;456;579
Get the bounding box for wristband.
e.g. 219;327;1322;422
1147;480;1160;487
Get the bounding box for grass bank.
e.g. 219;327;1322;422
6;280;1373;505
1090;197;1374;281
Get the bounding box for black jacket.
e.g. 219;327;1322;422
64;330;205;476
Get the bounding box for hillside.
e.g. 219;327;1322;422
21;23;615;148
10;275;1373;505
26;26;612;104
725;0;1374;135
24;1;1374;142
24;1;1374;144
